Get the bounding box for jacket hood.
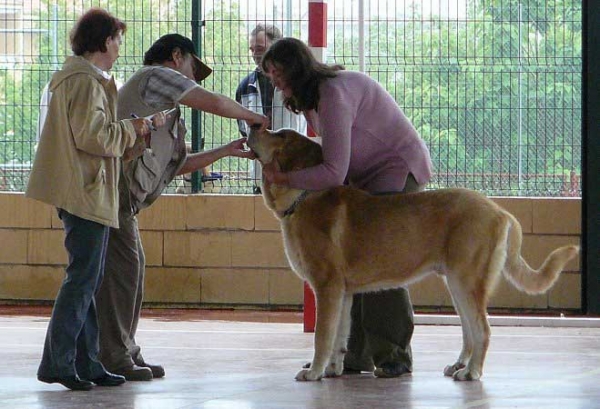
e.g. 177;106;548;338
49;56;109;92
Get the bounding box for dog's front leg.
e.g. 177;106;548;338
325;293;353;377
296;284;345;381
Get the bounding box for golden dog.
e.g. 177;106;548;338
247;127;579;382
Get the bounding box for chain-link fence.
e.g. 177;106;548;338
0;0;581;196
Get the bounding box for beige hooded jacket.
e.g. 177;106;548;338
26;56;137;228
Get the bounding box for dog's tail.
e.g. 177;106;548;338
502;213;579;295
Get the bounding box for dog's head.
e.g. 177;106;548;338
247;127;323;218
247;127;323;171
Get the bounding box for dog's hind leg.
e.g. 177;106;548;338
455;300;490;381
325;293;353;378
296;280;345;382
443;218;507;381
443;275;473;377
443;276;472;377
446;275;490;381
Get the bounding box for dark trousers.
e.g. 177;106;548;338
346;289;414;370
97;211;146;371
37;209;109;379
345;174;425;370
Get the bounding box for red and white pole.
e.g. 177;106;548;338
303;0;327;333
308;0;327;63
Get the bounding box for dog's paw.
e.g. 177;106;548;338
324;362;343;378
295;369;323;382
452;367;481;381
443;362;465;377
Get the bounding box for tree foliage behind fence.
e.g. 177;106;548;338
0;0;581;196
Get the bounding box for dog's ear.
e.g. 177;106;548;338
277;134;323;172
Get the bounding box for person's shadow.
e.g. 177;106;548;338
35;386;136;409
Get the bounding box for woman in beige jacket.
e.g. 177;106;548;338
26;8;160;391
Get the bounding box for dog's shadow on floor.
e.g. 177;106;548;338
452;381;490;409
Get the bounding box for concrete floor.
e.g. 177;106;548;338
1;307;600;409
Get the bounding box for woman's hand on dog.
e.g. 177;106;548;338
246;113;269;132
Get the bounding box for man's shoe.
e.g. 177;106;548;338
136;361;165;379
90;372;126;387
373;362;411;378
38;375;93;391
112;365;153;381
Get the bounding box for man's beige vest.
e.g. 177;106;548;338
117;66;188;214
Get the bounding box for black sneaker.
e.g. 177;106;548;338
112;365;153;381
90;372;126;387
38;375;94;391
373;362;411;378
136;361;165;378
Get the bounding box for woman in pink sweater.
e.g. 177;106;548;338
261;37;432;378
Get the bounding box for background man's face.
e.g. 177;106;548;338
250;31;270;68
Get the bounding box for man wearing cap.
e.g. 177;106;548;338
96;33;268;381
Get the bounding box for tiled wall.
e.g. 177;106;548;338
0;192;582;311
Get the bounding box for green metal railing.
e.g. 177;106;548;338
0;0;582;196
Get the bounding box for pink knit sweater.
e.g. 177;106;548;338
287;70;432;193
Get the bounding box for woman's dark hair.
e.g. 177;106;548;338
70;8;126;56
260;37;343;113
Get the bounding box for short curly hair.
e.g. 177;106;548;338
250;23;282;42
70;8;127;56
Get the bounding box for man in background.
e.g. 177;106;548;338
235;23;306;193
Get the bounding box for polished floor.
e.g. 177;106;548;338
1;307;599;409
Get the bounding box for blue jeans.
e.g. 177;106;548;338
37;209;109;380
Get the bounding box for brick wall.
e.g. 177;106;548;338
0;192;581;311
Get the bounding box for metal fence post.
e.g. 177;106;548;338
582;0;600;315
191;0;204;193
